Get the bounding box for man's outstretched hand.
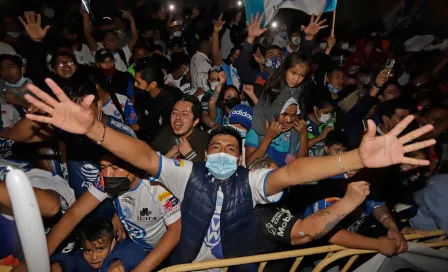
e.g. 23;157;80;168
359;116;435;168
24;78;96;135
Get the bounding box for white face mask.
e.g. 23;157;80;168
209;81;219;90
341;42;350;50
319;42;328;50
172;31;182;37
315;107;331;123
291;37;301;45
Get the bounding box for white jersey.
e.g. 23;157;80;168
1;103;21;128
89;178;181;250
74;43;95;65
155;156;283;269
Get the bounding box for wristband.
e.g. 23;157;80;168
96;123;107;145
338;154;347;173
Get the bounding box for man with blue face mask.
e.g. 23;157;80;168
25;78;436;271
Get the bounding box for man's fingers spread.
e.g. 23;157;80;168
317;19;327;25
27;84;59;108
399;124;434;144
403;139;436;153
26;113;52;124
401;157;430;166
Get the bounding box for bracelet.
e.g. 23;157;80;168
97;123;107;145
338;154;348;173
380;214;391;224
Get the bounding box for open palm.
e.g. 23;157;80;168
24;79;96;135
301;13;328;37
247;12;267;38
359;117;435;168
19;11;50;42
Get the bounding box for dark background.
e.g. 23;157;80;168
0;0;446;33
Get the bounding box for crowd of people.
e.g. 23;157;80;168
0;1;447;271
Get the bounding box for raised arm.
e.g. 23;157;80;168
291;181;369;244
294;119;309;158
300;13;328;55
208;72;226;121
266;116;435;196
211;15;225;66
24;79;161;176
134;219;181;272
46;191;100;255
245;120;282;165
122;10;138;51
82;13;98;52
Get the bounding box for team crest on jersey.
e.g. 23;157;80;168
163;196;180;212
123;206;133;219
173;158;184;167
158;191;171;202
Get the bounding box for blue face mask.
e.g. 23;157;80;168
265;56;281;70
5;76;26;88
328;83;342;94
7;31;21;38
205;152;238;180
278;31;287;38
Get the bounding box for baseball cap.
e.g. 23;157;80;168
169;37;185;49
409;174;448;234
169;20;183;28
229;104;253;131
95;48;114;63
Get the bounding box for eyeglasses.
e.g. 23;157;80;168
56;61;75;67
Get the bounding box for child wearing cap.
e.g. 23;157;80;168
228;104;253;167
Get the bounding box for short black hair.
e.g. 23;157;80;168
133;42;151;54
80;220;114;246
0;54;23;68
170;52;190;70
135;57;166;87
267;45;282;52
311;90;336;110
209;126;243;154
379;97;416;118
325;130;349;149
87;68;111;91
176;95;202;120
102;30;118;40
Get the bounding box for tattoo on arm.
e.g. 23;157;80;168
312;210;330;219
312;213;345;240
211;91;220;99
373;204;391;224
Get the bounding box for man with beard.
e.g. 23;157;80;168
151;95;208;162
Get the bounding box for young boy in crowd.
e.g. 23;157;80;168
50;221;146;272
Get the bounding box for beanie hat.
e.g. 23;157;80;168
229;104;253;131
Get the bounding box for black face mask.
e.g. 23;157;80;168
225;97;241;110
144;37;155;45
104;176;131;197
